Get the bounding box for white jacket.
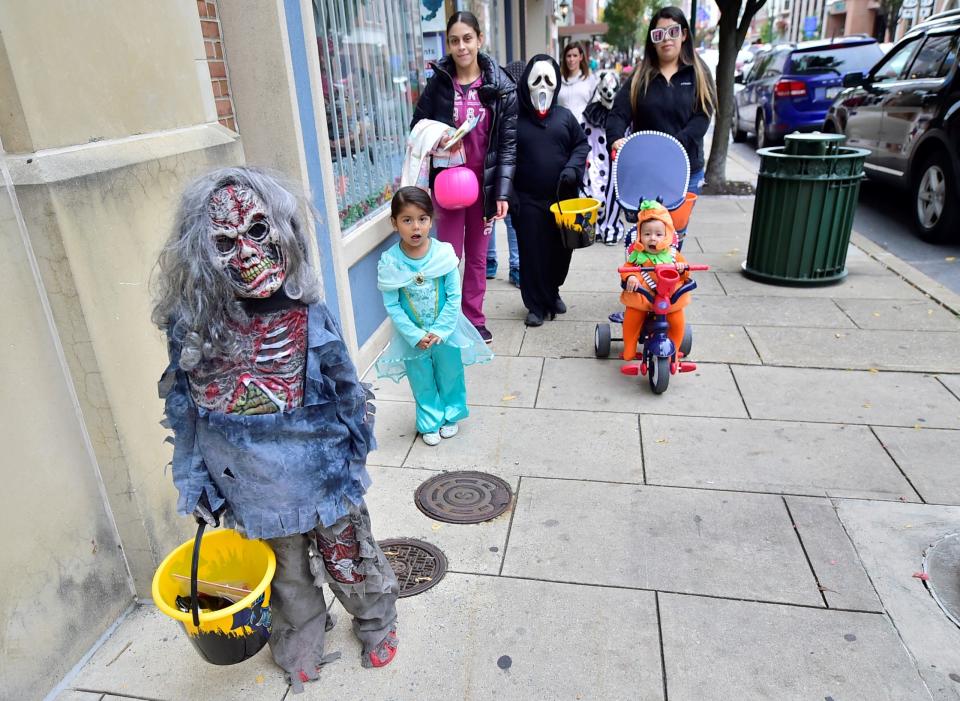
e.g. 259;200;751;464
558;72;598;125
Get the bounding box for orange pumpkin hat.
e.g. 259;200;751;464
636;200;676;251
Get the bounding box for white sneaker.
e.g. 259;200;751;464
439;424;459;439
421;432;441;446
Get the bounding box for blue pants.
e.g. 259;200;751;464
404;344;469;434
486;215;520;271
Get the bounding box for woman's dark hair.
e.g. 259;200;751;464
391;186;434;219
632;6;715;116
447;11;482;36
561;42;590;79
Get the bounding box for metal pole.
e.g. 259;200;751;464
690;0;698;44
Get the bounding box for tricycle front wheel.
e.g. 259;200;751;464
648;354;670;394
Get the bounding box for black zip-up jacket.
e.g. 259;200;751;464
514;55;590;205
411;53;518;219
606;63;714;173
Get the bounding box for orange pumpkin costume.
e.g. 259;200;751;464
619;202;690;362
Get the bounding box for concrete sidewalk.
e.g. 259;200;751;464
56;197;960;701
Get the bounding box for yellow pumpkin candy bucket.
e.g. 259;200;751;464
152;524;276;665
550;196;601;249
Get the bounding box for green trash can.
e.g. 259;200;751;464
742;133;870;286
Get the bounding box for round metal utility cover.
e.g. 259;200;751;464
378;538;447;598
923;532;960;628
415;471;513;524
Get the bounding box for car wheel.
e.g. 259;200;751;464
912;151;958;244
756;112;767;149
733;107;747;143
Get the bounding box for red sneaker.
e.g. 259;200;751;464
365;628;398;668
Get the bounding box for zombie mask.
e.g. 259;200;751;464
597;70;620;110
527;60;557;117
208;184;286;298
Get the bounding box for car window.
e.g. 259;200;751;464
787;43;883;75
748;53;772;81
767;49;791;76
907;33;959;79
871;37;920;82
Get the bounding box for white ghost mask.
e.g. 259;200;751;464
597;70;620;111
527;60;557;117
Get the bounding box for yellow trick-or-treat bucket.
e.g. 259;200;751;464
550;197;601;249
152;525;276;665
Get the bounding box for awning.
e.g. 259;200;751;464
558;22;609;38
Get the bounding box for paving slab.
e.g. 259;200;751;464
311;573;664;701
718;270;927;299
785;496;883;611
69;606;287;701
690;247;891;277
937;373;960;401
503;478;823;605
486;289;617;323
537;358;749;418
687;294;856;328
484;317;525;356
519;320;758;363
733;365;960;428
746;326;960;373
54;692;103;701
837;499;960;700
641;415;918;501
835;298;960;331
366;465;512;575
365;356;544;409
659;593;933;701
404;404;643;483
872;427;960;505
367;399;416;467
690;233;749;253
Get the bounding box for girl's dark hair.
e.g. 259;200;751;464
447;10;482;36
632;6;716;116
391;186;434;219
561;42;590;79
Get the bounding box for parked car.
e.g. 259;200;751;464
733;37;884;148
824;9;960;242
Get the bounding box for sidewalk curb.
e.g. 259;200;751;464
850;231;960;317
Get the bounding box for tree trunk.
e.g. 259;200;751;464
705;10;741;188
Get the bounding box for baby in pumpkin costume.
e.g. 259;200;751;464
620;200;691;363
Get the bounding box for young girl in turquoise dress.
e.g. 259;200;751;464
377;187;493;446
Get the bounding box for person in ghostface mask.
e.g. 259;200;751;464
512;55;590;327
152;168;399;693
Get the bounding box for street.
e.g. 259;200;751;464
728;139;960;295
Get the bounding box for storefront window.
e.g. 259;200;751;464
313;0;424;232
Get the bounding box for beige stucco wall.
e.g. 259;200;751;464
0;0;215;153
0;2;245;698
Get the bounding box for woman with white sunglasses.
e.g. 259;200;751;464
607;6;716;201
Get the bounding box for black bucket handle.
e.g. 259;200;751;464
190;521;206;627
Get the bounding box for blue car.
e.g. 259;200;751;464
733;37;884;148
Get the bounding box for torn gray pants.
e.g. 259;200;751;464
265;503;398;690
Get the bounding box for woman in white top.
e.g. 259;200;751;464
558;42;597;126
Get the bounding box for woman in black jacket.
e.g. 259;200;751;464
410;11;517;344
606;6;715;199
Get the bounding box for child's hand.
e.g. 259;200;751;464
625;275;640;292
416;334;433;350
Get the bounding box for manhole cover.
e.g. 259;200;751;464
414;471;512;524
923;532;960;628
379;538;447;598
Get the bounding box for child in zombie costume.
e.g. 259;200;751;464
581;70;625;245
152;168;398;693
620;200;691;365
513;54;590;327
376;187;493;446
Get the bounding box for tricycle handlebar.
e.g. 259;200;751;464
618;263;710;274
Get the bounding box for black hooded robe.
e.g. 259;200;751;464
513;55;590;319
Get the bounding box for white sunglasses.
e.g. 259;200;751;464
650;24;683;44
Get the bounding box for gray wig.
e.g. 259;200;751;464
151;167;322;370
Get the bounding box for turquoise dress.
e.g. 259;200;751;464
376;239;493;434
